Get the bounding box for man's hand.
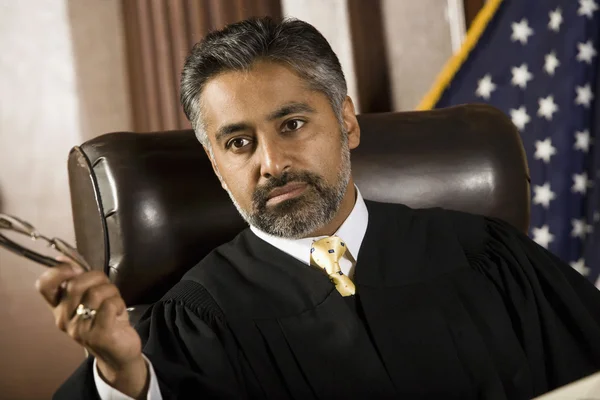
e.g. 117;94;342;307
36;257;148;398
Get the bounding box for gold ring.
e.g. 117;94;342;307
76;304;97;320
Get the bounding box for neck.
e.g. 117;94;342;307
304;180;356;238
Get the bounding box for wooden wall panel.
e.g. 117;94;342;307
347;0;392;113
464;0;485;30
121;0;282;132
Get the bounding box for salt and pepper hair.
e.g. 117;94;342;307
180;16;348;148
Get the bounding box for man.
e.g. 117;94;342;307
38;17;600;399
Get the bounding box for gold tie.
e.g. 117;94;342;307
310;236;356;297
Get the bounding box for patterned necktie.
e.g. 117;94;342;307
310;236;356;297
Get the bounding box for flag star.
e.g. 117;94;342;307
475;74;496;99
574;130;592;152
532;225;554;248
510;106;531;131
578;0;599;19
570;258;590;276
534;138;557;163
511;19;534;45
538;96;559;120
511;64;533;89
577;40;597;64
533;182;556;208
548;8;563;32
572;172;591;194
575;83;594;107
544;51;560;75
572;218;593;238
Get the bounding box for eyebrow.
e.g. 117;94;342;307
266;102;316;121
215;122;251;143
214;102;316;144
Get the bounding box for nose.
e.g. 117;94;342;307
258;136;291;179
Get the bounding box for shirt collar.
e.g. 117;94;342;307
250;186;369;266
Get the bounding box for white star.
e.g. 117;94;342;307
574;130;592;152
572;172;591;194
571;258;590;276
532;225;554;249
476;74;496;99
577;40;597;64
578;0;599;19
548;8;563;32
510;106;531;131
533;182;556;208
575;83;594;107
544;52;560;75
511;19;534;45
511;64;533;89
534;138;557;163
572;218;593;238
538;96;559;120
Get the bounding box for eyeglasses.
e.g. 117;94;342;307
0;213;91;272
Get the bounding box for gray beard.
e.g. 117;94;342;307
224;136;351;239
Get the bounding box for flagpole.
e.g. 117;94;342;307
417;0;503;111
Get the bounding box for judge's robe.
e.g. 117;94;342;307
56;200;600;399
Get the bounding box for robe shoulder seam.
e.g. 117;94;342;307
160;279;226;321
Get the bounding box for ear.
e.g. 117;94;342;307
341;96;360;150
203;146;229;191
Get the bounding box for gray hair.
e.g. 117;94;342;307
180;16;348;147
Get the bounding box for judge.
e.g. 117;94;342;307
37;17;600;400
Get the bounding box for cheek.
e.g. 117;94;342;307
222;170;256;205
312;138;344;177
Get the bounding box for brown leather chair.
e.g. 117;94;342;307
67;103;530;323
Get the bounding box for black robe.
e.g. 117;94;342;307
56;201;600;399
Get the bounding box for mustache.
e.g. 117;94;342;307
253;171;322;207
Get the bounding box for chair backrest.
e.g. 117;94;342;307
67;104;530;307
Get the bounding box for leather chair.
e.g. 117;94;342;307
67;103;530;323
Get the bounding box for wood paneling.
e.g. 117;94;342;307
121;0;282;132
464;0;485;30
347;0;392;113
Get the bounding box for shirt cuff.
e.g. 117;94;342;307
93;354;162;400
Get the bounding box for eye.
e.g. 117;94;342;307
226;137;252;150
282;119;306;132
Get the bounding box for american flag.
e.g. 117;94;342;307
422;0;600;285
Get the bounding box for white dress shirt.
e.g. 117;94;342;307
94;187;369;400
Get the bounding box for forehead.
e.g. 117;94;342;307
199;62;325;133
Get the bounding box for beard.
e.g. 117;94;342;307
224;133;351;239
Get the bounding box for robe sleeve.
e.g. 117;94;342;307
53;281;246;400
467;216;600;392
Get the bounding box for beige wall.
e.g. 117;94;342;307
381;0;456;111
281;0;458;112
280;0;361;112
0;0;132;398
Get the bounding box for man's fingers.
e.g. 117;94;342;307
52;271;111;331
93;295;127;332
64;283;120;341
81;296;128;353
80;282;121;312
36;263;82;307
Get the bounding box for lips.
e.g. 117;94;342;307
266;182;308;205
